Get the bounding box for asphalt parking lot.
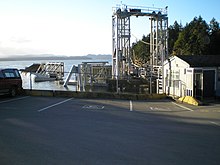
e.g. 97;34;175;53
0;96;220;165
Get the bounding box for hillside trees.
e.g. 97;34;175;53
131;34;150;66
173;16;210;55
208;18;220;55
168;21;182;55
131;16;220;63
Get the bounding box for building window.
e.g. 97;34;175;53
171;70;180;88
165;69;169;86
187;69;192;73
165;69;180;88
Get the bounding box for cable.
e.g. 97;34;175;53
131;34;151;45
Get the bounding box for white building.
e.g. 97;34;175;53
163;55;220;99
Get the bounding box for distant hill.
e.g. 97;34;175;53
0;54;111;61
86;54;111;60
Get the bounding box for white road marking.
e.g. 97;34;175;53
0;96;30;104
148;106;171;111
172;102;194;111
209;121;220;127
37;98;73;112
82;105;104;110
130;100;133;111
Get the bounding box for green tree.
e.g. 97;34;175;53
168;21;182;55
131;35;150;65
209;18;219;34
173;16;209;55
208;18;220;55
131;16;220;58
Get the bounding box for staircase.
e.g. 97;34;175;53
149;66;163;94
154;66;163;94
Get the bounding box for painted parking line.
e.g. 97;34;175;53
209;121;220;127
130;100;133;111
37;98;73;112
199;110;220;113
172;102;194;111
0;96;30;104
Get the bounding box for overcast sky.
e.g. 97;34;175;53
0;0;219;57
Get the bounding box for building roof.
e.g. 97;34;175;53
176;55;220;67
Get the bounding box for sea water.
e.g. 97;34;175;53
0;59;111;91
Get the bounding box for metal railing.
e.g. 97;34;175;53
20;70;155;94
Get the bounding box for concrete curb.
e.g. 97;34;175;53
24;89;167;100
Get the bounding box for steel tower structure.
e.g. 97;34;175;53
112;4;168;79
150;11;168;66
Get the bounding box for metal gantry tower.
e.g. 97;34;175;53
150;12;168;66
112;6;131;79
112;4;168;79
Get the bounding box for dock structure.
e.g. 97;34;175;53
77;62;112;92
36;62;64;79
63;65;78;87
23;62;64;82
112;4;168;93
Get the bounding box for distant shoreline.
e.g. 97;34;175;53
0;54;111;61
0;56;91;61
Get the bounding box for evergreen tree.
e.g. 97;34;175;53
208;18;220;55
131;16;220;58
168;21;182;55
173;16;209;55
132;35;150;65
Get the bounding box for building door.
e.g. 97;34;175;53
203;70;215;98
194;73;203;100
